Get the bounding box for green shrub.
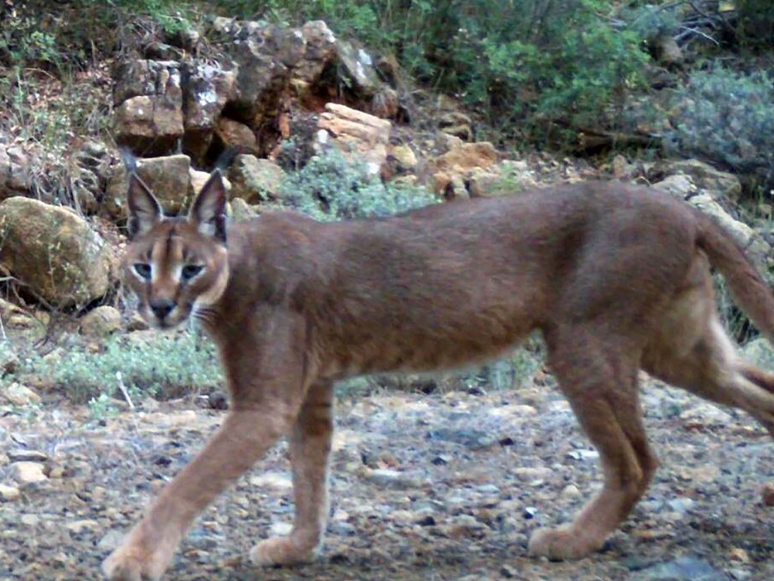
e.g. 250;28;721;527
738;0;774;47
666;67;774;189
27;331;222;404
277;149;438;220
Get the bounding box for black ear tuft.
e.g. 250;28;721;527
127;173;163;239
189;170;227;243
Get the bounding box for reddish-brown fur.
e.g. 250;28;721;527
103;174;774;580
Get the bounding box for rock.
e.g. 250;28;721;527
630;556;726;581
215;118;258;153
0;483;21;501
71;141;112;215
0;198;114;307
183;63;237;160
318;103;392;175
439;112;474;141
560;484;581;499
652;35;683;67
293;21;338;90
366;468;422;489
10;461;48;485
230;27;300;126
65;519;99;534
653;159;742;202
371;87;399;119
336;41;382;97
0;297;37;330
227;154;284;203
430;142;499;195
653;174;697;199
80;306;122;337
388;144;418;172
114;95;185;156
113;60;184;155
105;154;193;220
229;198;257;222
0;144;31;199
7;450;48;462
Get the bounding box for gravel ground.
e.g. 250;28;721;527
2;377;774;581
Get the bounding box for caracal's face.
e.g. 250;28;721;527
122;172;229;330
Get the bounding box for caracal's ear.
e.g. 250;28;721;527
188;170;227;243
127;173;163;239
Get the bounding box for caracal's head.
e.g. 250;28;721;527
122;171;230;330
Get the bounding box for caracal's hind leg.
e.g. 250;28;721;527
644;314;774;437
642;253;774;437
528;328;657;560
251;379;335;567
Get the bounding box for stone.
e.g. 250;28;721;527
366;468;421;489
318;103;392;175
114;96;184;155
630;556;726;581
183;63;237;160
336;41;382;97
65;519;99;534
113;60;185;154
292;20;338;90
215;118;258;153
0;198;114;307
388;144;418;171
10;461;47;485
105;154;193;220
652;35;683;67
654;159;742;202
80;306;122;337
0;297;37;330
7;450;48;462
229;198;257;222
430;142;499;195
228;154;284;203
0;483;21;501
0;144;31;199
230;28;300;125
652;174;697;200
439;112;474;141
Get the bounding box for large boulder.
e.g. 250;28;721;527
183;63;237;160
104;154;193;220
227;154;284;203
0;199;114;307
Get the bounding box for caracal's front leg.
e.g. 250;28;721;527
102;407;295;581
251;379;335;566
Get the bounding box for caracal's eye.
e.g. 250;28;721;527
181;264;204;281
134;263;152;280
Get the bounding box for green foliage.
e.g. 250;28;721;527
738;0;774;47
27;331;222;404
277;148;438;220
247;0;650;141
667;67;774;188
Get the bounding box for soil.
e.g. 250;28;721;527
2;375;774;581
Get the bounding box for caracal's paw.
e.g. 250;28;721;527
102;538;172;581
250;536;319;567
527;525;604;561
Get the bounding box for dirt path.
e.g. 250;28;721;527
2;379;774;581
